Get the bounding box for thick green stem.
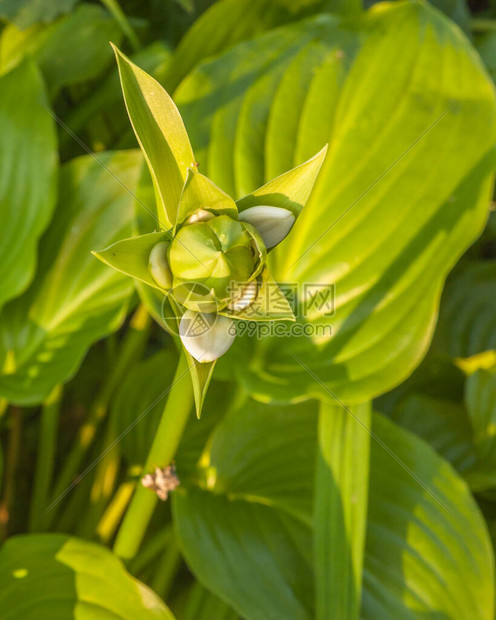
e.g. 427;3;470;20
47;305;150;525
314;400;371;620
113;353;193;559
29;385;63;531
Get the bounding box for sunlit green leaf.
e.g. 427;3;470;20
0;534;175;618
0;60;57;312
177;2;496;404
113;45;195;228
0;151;141;405
315;401;370;620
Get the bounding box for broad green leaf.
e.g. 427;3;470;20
93;231;173;292
476;30;496;85
236;145;327;217
434;261;496;358
363;413;493;620
429;0;470;31
174;489;313;620
0;534;174;618
0;0;79;28
0;60;57;311
176;168;237;227
466;367;496;458
174;398;493;619
165;0;344;93
197;399;318;518
315;401;370;620
113;45;195;228
175;16;340;199
177;2;496;403
177;582;238;620
389;393;477;477
174;401;317;620
0;5;123;97
0;151;141;405
464;367;496;489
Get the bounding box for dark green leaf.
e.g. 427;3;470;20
174;398;493;619
0;151;141;405
0;5;123;97
434;261;496;358
0;0;79;28
0;60;57;311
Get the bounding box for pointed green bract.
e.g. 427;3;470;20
176;168;238;228
236;145;327;217
186;352;216;419
93;231;173;291
113;44;195;228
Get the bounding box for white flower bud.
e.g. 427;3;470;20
179;310;236;363
238;206;295;249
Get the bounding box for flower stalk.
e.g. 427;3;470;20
113;352;193;559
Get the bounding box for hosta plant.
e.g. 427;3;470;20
94;46;327;415
0;1;495;620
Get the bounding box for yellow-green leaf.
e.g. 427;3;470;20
113;44;195;228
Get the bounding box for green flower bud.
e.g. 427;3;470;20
149;241;172;289
168;215;263;310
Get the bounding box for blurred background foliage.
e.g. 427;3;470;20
0;0;495;618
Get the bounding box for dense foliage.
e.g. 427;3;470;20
0;0;495;618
